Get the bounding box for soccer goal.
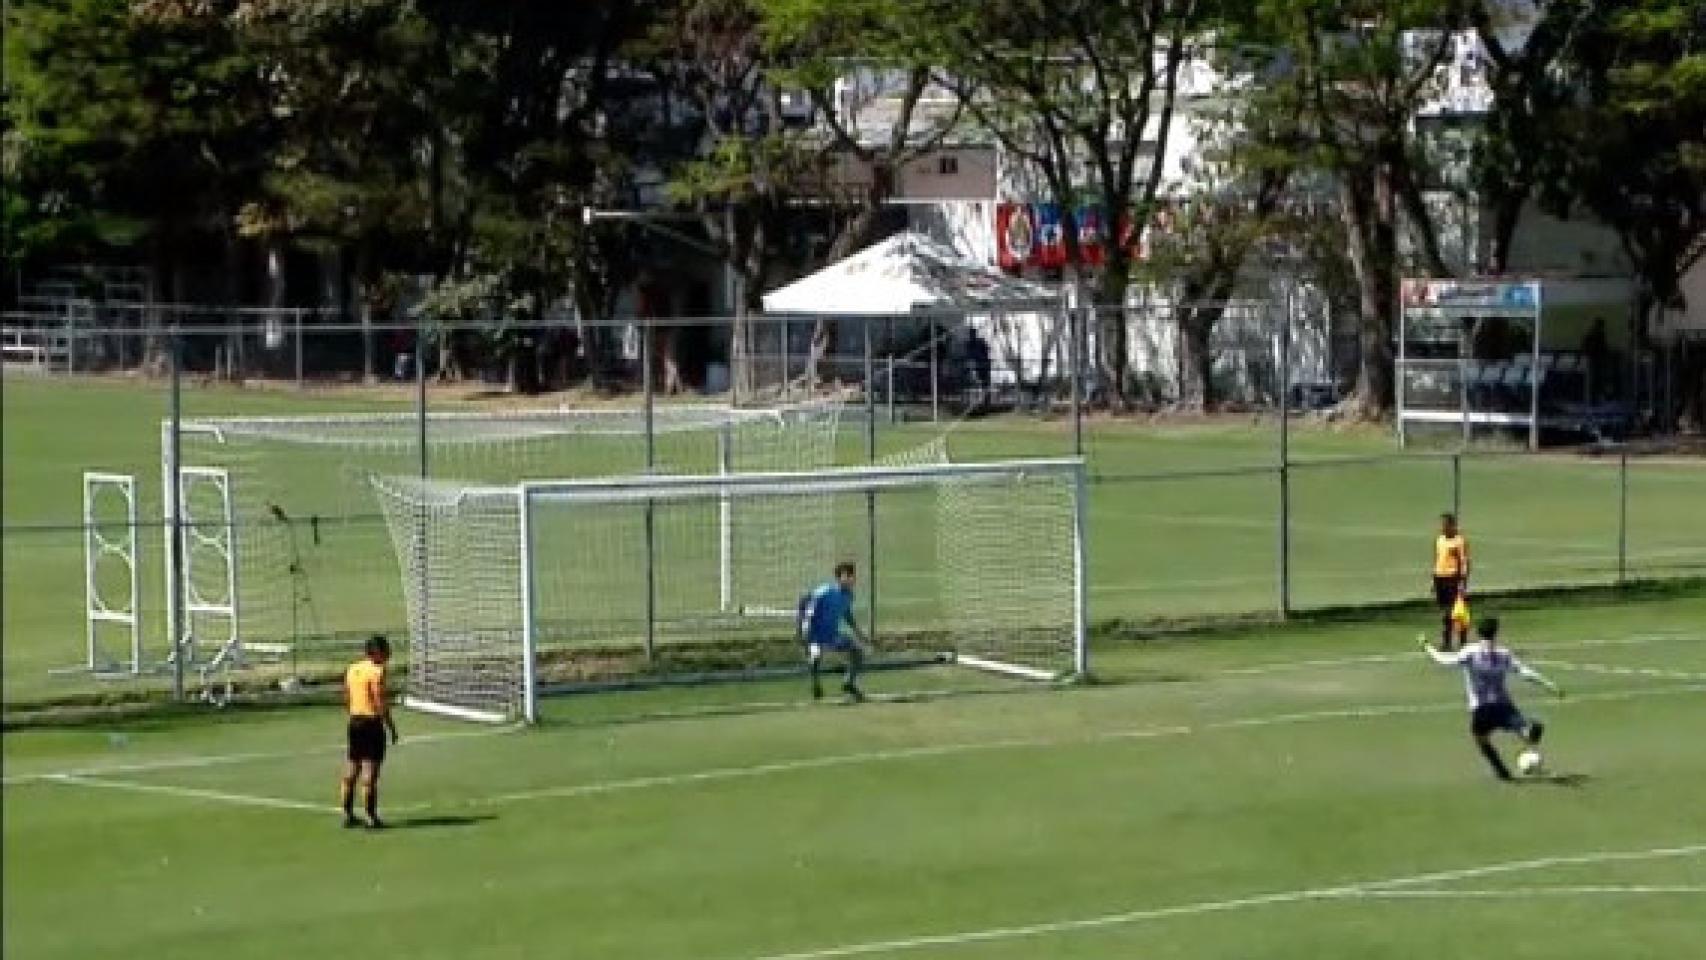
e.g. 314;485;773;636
371;458;1088;723
160;404;842;671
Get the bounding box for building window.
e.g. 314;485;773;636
937;156;959;176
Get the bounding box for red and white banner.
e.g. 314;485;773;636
995;203;1035;272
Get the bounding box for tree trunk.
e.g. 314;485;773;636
1342;169;1399;419
1175;277;1235;410
1095;268;1132;409
354;246;376;383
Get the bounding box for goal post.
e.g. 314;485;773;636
372;457;1089;724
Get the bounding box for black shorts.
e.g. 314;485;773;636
1470;702;1527;738
347;716;387;764
1433;575;1463;610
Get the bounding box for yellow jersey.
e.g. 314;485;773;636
345;659;386;718
1434;534;1468;577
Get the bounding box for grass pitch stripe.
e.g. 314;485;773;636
451;683;1704;811
747;844;1706;960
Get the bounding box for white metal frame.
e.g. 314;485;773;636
81;472;142;674
503;457;1089;722
160;404;835;658
175;466;241;668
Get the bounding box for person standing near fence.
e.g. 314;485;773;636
1432;513;1471;651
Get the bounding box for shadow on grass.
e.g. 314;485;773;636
382;814;497;830
1519;771;1593;788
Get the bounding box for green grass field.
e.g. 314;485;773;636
6;376;1705;705
5;590;1705;959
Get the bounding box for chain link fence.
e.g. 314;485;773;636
3;311;1702;715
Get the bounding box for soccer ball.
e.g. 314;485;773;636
1517;749;1545;776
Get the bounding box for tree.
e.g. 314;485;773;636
7;0;273;334
1256;0;1470;418
922;0;1209;408
759;0;973;387
1543;0;1706;422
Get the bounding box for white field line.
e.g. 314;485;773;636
0;725;511;787
746;844;1706;960
446;682;1706;811
1533;659;1706;684
1339;884;1706;900
42;773;337;814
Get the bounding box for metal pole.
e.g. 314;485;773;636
1618;448;1629;584
518;486;539;723
1070;305;1084;457
168;333;186;701
1278;290;1292;617
643;315;658;663
416;325;427;481
886;355;896;424
929;314;940;423
782;315;791;402
1071;461;1090;677
1529;306;1542;451
1451;452;1462;519
863;317;877;640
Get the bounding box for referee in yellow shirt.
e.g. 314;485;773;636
1432;513;1471;651
340;634;398;829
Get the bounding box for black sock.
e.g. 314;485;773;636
809;655;822;691
340;778;354;817
844;647;863;688
1440;617;1455;649
364;785;379;822
1477;742;1513;780
1527;721;1545;746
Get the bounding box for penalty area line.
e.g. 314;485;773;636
745;844;1706;960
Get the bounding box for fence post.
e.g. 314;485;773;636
1278;291;1292;617
863;317;878;640
642;314;657;664
1618;448;1629;585
929;314;940;423
1451;452;1462;519
168;332;186;702
1070;305;1085;458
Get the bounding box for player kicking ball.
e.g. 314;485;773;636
798;561;869;703
1420;616;1564;781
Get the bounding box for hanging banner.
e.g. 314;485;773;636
1035;203;1067;268
995;203;1035;272
1076;206;1105;266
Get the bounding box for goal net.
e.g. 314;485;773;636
161;405;842;670
371;458;1087;723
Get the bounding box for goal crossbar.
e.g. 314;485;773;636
381;458;1084;505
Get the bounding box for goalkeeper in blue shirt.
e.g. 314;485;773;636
798;561;869;702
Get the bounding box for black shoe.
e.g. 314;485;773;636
342;815;361;829
366;817;388;830
842;683;866;703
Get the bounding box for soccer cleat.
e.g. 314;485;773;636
366;817;388;830
842;682;866;703
342;815;361;829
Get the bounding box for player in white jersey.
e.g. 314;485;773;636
1420;616;1564;780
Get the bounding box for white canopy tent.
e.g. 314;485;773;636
761;232;1064;393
